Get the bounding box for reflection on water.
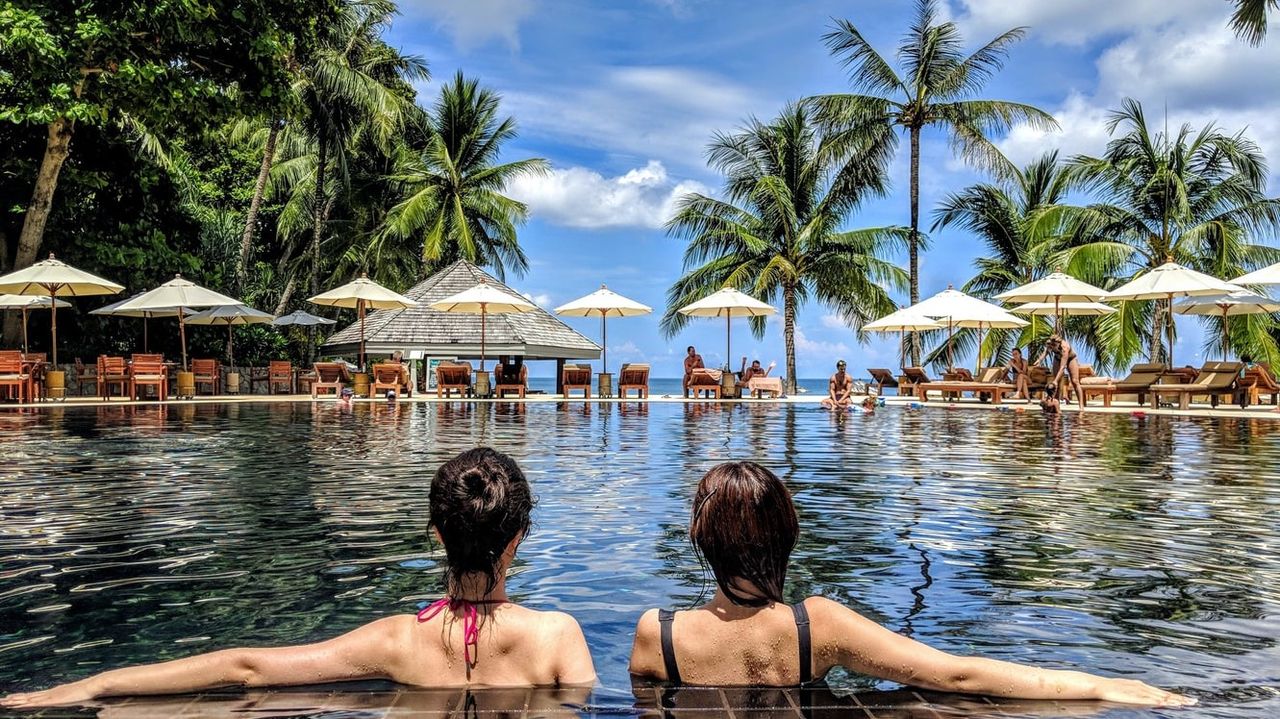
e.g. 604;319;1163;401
0;404;1278;719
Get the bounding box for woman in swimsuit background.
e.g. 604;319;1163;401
1037;333;1085;409
2;448;595;710
629;461;1191;706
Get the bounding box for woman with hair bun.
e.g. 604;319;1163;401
3;448;595;710
629;461;1191;707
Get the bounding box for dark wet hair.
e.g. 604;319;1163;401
690;462;798;606
687;345;696;353
429;447;533;596
1044;384;1058;398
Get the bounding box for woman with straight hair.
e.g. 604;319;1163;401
629;461;1191;707
3;448;595;709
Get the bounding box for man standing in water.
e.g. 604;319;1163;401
682;346;704;397
821;360;854;410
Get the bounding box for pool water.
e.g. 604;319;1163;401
0;402;1277;718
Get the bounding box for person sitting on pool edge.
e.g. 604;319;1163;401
629;461;1192;707
820;360;853;410
1;448;596;709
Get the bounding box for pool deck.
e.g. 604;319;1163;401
3;389;1278;420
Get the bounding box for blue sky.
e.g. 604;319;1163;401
384;0;1280;378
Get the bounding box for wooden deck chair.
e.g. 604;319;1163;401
916;366;1015;405
21;352;46;401
562;363;592;398
268;361;294;394
435;362;471;398
867;368;899;396
492;363;528;399
74;357;96;396
372;362;413;399
311;362;350;398
190;358;221;395
97;355;129;400
1081;362;1167;407
618;363;650;399
687;368;722;399
1241;363;1280;406
0;351;30;403
897;367;932;397
1149;362;1244;410
129;356;168;401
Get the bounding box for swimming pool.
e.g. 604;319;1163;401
0;402;1277;718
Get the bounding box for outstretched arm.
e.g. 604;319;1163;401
811;598;1191;706
1;617;407;709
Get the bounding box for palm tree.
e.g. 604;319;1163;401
379;72;546;280
813;0;1057;364
1057;98;1280;368
930;152;1072;368
661;103;909;394
1230;0;1277;45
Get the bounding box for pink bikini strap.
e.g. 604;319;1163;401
417;598;493;666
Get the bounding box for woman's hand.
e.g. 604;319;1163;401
1;679;98;709
1093;678;1196;707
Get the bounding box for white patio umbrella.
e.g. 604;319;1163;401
676;287;777;368
1231;261;1280;287
114;275;242;370
1010;301;1117;316
0;294;71;353
0;254;124;365
995;271;1110;329
1174;291;1280;360
912;286;1028;371
1106;261;1243;367
91;292;184;353
185;304;275;367
554;284;652;374
272;310;337;327
431;282;536;371
308;274;416;370
862;308;944;365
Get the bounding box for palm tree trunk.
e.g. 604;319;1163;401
783;282;797;395
237;120;281;291
1149;299;1165;365
274;273;297;316
307;133;330;365
4;117;75;345
908;125;922;366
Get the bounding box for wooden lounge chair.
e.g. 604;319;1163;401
129;355;168;401
747;375;784;399
1241;363;1280;406
898;367;931;397
916;366;1015;405
0;351;30;403
867;368;899;396
1148;362;1244;410
493;362;528;399
74;357;96;396
1080;362;1166;408
562;363;592;398
435;361;472;398
191;358;221;396
618;363;650;399
312;362;351;398
97;355;129;400
268;360;294;394
687;368;722;399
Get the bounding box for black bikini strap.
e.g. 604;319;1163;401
792;602;812;685
658;609;682;684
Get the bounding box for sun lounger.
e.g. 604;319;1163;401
747;376;784;398
1148;362;1244;410
916;366;1015;404
435;361;472;398
191;358;221;396
0;351;30;403
898;367;931;397
130;355;168;401
687;368;722;399
1079;362;1165;407
1241;363;1280;406
494;363;528;399
372;362;413;399
867;368;899;396
618;363;650;399
312;362;351;398
562;363;592;398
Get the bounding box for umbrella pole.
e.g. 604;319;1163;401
1222;306;1229;362
180;311;188;371
947;320;954;372
480;305;486;372
976;322;984;373
50;291;58;366
601;311;607;375
1167;292;1175;368
227;323;234;367
726;314;731;371
21;307;28;354
144;317;149;353
359;300;366;372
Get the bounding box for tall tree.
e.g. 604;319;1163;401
379;72;546;280
1058;99;1280;368
813;0;1057;364
661;103;908;394
1230;0;1277;45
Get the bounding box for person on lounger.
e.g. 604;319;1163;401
1006;347;1030;401
628;461;1193;707
738;357;769;383
683;346;705;397
820;360;853;409
1;448;596;710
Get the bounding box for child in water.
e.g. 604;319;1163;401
860;396;876;413
1040;384;1060;414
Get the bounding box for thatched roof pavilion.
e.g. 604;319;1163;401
322;261;601;363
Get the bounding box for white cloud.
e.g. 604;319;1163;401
953;0;1221;46
501;66;770;175
520;291;552;307
794;326;850;360
404;0;535;51
507;160;709;229
820;313;847;330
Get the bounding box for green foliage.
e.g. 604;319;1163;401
1230;0;1277;46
